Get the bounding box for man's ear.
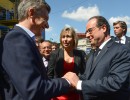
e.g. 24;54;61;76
101;24;107;32
27;8;36;23
28;8;35;18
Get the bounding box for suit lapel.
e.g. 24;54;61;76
73;50;78;73
56;49;64;77
90;46;108;73
85;52;94;79
88;39;114;78
73;50;82;73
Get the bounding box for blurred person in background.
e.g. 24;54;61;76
40;40;52;71
51;42;58;51
113;21;130;48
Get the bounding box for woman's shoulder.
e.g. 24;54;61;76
74;49;86;54
51;48;63;55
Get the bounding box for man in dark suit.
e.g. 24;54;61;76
1;0;70;100
113;20;130;48
113;21;130;96
64;16;130;100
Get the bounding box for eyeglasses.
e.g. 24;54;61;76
85;27;97;34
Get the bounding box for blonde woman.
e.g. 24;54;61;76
48;27;86;100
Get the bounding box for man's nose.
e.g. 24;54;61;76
86;33;90;38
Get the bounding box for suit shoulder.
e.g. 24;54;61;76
5;29;25;39
73;49;86;57
126;36;130;40
50;48;64;58
112;41;130;53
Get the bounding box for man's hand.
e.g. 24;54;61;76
63;72;79;88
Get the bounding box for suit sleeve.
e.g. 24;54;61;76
2;32;70;100
82;45;130;96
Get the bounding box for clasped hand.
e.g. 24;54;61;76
63;72;79;88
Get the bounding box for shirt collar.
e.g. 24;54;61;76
120;35;126;44
99;38;111;50
42;57;47;62
16;24;35;38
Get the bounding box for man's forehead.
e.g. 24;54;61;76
87;19;96;28
42;42;51;45
114;24;120;26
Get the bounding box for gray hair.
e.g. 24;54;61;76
18;0;51;21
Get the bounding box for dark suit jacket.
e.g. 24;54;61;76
47;48;86;78
0;34;8;100
2;26;70;100
80;39;130;100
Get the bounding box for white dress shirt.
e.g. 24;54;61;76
115;35;126;44
120;36;126;44
16;24;35;38
42;57;48;68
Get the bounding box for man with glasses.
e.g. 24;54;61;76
113;21;130;48
64;16;130;100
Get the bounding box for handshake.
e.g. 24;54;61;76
63;72;80;88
